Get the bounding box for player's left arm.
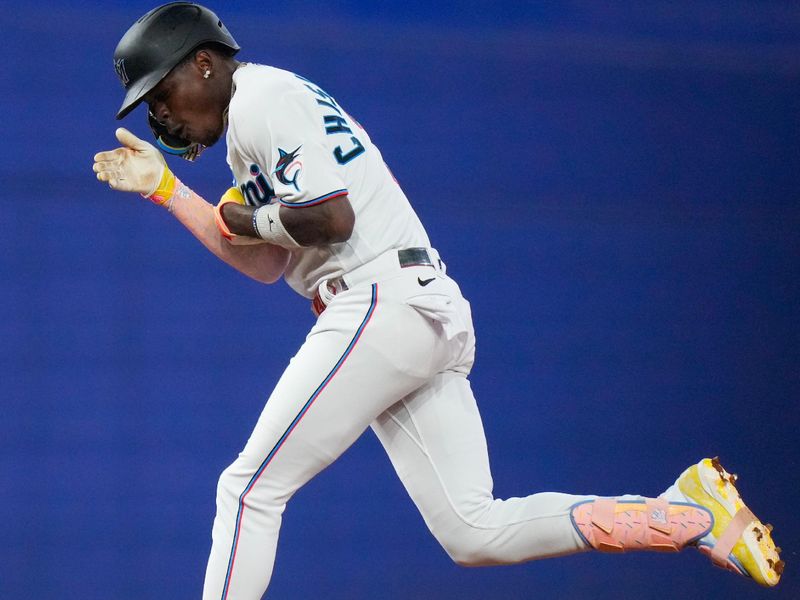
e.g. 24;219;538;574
220;198;355;247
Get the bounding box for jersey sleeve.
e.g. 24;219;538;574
226;91;273;183
264;89;348;208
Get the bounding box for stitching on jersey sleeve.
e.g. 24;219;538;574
279;189;348;208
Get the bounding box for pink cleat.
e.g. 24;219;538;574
570;497;713;553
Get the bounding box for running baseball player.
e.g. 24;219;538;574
92;4;783;599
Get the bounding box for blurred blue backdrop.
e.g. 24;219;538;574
1;1;798;598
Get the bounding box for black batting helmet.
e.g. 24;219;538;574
113;2;239;120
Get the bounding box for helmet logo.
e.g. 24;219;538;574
114;58;130;86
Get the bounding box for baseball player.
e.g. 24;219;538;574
92;4;783;599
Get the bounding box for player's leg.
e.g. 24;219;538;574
373;374;783;585
202;281;445;600
372;272;600;562
372;267;782;585
372;372;595;564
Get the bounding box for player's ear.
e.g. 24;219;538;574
191;49;214;78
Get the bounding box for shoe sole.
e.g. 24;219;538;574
678;457;783;587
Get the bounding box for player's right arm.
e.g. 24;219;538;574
93;128;290;284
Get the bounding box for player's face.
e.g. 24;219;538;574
145;61;225;148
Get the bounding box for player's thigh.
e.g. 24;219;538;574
372;373;494;512
230;282;445;496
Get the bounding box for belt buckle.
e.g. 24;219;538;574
398;247;432;268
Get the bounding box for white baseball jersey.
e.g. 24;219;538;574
226;63;430;297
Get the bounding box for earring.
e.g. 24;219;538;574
204;69;211;79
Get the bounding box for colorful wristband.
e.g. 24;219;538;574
144;167;177;206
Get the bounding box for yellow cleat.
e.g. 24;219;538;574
677;457;784;586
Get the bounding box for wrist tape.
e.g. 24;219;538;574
253;203;302;249
143;166;176;206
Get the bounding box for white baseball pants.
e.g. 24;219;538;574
202;253;592;599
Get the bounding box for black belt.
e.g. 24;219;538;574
312;247;440;316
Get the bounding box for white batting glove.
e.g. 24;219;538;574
93;128;174;204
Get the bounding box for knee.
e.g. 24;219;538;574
435;531;498;568
214;460;287;515
215;456;264;502
215;462;244;503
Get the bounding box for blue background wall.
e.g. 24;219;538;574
1;1;798;598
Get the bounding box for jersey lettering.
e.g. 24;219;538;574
334;137;366;165
316;98;342;115
295;74;366;166
295;74;338;106
240;163;274;206
324;115;352;135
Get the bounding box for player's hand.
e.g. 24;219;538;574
93;128;168;197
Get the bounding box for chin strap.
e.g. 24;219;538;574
154;136;206;161
148;110;206;161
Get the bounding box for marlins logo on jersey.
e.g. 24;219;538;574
275;146;303;191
